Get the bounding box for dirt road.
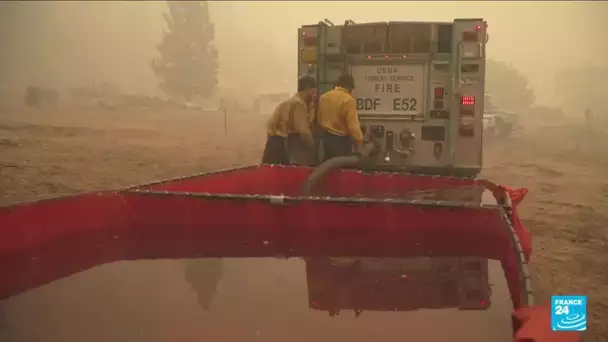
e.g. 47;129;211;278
0;107;606;341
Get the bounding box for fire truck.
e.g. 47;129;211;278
298;19;487;177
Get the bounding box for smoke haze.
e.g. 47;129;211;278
1;1;606;104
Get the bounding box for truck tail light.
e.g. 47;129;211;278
434;87;444;99
459;97;475;137
460;96;475;105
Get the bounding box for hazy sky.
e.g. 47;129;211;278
1;1;606;104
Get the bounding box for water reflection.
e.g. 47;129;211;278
0;256;513;342
305;257;492;316
184;258;224;310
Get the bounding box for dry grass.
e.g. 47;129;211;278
0;106;265;205
483;118;608;341
0;106;607;341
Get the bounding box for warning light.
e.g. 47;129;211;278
475;25;482;31
434;87;444;99
460;96;475;105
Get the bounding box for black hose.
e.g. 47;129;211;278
302;141;380;196
301;155;363;196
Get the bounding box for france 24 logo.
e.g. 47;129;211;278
551;295;587;331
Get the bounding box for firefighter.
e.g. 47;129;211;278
261;76;317;165
261;99;290;165
316;74;364;162
285;76;317;166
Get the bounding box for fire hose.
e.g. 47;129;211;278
302;140;380;196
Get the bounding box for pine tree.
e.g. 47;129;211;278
152;1;218;102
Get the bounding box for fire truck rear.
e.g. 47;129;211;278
299;19;487;176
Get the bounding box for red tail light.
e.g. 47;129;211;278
460;96;475;105
459;96;476;137
434;87;444;99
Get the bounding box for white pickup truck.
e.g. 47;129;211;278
483;109;520;138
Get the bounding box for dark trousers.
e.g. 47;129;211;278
286;135;315;166
261;135;288;165
320;129;354;162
